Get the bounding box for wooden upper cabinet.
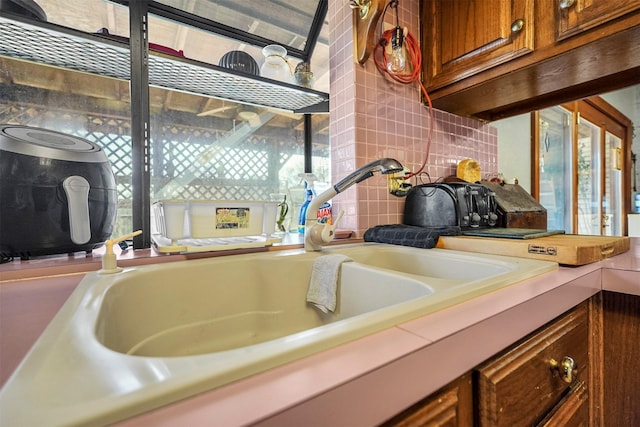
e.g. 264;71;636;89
423;0;534;91
420;0;640;120
556;0;640;41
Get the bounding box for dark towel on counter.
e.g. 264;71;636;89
363;224;461;249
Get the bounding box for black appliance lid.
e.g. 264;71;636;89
0;125;108;163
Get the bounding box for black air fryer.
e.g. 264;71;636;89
0;125;117;259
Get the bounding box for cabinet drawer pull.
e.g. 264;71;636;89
511;19;525;33
549;356;577;383
559;0;576;9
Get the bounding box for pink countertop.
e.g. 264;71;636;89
2;238;638;426
117;238;640;426
0;232;312;282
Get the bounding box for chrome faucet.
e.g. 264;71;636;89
304;158;404;251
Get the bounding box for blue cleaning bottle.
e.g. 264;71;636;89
298;181;314;233
314;181;332;225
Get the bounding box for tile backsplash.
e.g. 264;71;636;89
328;0;498;236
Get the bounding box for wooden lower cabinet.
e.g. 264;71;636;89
384;300;593;426
381;372;473;427
601;291;640;426
476;301;589;426
537;380;589;426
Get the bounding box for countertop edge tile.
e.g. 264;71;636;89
3;238;639;426
116;265;605;426
251;273;602;427
115;327;430;427
602;268;640;296
397;263;601;343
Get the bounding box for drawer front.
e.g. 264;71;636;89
382;372;473;427
538;381;589;427
477;303;589;427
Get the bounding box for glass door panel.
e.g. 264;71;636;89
576;118;601;235
539;107;573;232
604;132;623;236
536;97;630;237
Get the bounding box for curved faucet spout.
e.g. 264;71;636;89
334;158;404;193
304;158;404;251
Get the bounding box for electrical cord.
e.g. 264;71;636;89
374;29;421;85
373;0;434;179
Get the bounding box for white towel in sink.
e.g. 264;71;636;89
306;254;352;313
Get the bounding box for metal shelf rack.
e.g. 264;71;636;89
0;13;329;113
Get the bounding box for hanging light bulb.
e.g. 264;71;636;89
387;25;406;73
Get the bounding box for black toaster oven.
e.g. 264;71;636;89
403;182;499;230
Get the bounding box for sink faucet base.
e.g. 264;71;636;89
304;158;403;251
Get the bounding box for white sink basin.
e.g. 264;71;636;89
0;243;557;426
97;254;434;357
330;243;517;287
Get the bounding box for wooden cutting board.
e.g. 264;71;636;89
462;227;565;239
436;234;630;265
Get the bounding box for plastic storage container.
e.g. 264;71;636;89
189;200;277;238
153;200;188;242
152;200;279;252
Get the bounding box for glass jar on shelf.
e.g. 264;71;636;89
260;44;292;83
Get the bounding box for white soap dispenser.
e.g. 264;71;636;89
99;230;142;274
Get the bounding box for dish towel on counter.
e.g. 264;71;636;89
306;254;352;313
363;224;461;249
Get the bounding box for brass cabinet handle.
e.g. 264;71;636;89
549;356;577;383
349;0;372;19
559;0;576;9
511;19;525;33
